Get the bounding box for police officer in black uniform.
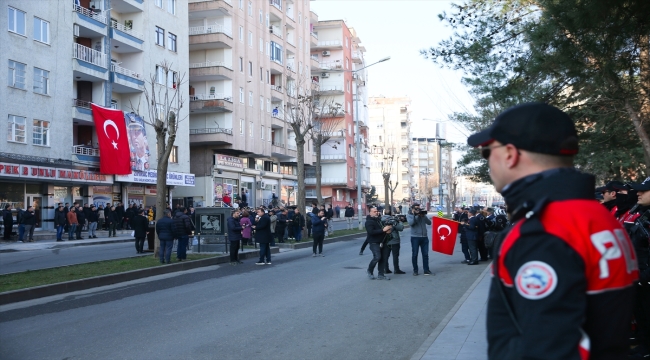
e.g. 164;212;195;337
625;178;650;359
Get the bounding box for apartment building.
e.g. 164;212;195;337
1;0;192;230
175;0;315;208
306;19;369;210
367;96;412;205
409;128;453;209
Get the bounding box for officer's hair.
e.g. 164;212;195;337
525;151;574;168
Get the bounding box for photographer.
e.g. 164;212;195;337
365;207;393;280
406;203;432;276
381;209;406;274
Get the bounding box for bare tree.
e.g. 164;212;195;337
309;100;344;206
130;61;186;257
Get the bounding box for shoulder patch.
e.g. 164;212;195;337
515;261;558;300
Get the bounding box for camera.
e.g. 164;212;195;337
419;210;428;215
383;215;407;226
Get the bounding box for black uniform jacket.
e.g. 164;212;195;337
488;168;638;360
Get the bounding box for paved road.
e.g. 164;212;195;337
0;228;489;360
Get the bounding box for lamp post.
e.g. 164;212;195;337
353;56;390;229
422;119;444;211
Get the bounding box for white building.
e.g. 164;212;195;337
1;0;191;230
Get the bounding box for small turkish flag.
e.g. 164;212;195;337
432;216;460;255
91;104;132;175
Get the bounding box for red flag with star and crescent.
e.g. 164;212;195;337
91;104;132;175
432;216;460;255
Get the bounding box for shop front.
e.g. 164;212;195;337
213;155;244;208
115;169;195;209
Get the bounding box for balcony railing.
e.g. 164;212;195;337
319;85;343;92
272;140;284;147
189;0;232;3
73;98;92;109
272;112;282;118
73;3;107;24
189;24;232;37
271;85;283;93
320;61;343;70
287;143;297;150
189;60;232;69
73;43;107;68
318;40;342;47
111;63;142;80
190;93;232;101
72;145;100;157
111;20;144;40
322;154;346;161
286;61;295;72
286;37;295;46
310;32;318;39
189;127;233;135
304;177;347;185
270;25;283;38
270;0;282;11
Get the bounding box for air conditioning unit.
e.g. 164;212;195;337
321;72;330;78
261;180;268;189
322;51;330;56
73;24;80;37
272;184;278;191
256;181;263;190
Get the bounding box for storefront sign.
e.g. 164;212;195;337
0;162;113;183
216;155;244;168
127;186;144;195
92;186;112;194
115;170;195;186
145;185;157;195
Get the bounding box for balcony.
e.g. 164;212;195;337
287;143;297;151
320;61;343;70
270;25;283;39
310;56;319;70
310;10;318;24
271;85;283;102
72;145;100;158
190;94;233;113
352;51;362;64
111;0;144;13
73;44;109;81
304;177;347;185
189;61;233;81
310;32;318;46
189;127;234;146
189;24;233;50
317;85;344;95
321;154;346;163
110;20;144;52
270;0;282;11
73;43;107;68
111;63;144;93
189;0;232;18
72;99;93;123
74;3;107;25
314;40;343;49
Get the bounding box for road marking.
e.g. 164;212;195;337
165;287;255;316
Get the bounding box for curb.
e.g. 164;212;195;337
275;232;365;250
0;237;136;253
0;248;279;306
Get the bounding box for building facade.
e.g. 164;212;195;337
367;96;412;205
1;0;192;231
175;0;316;208
306;19;369;211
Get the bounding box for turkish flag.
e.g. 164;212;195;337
432;216;460;255
91;104;132;175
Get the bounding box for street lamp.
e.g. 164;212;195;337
352;56;390;229
421;119;444;211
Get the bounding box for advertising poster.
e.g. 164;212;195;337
125;112;150;172
214;183;223;202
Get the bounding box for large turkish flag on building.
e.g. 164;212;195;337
432;216;460;255
91;104;132;175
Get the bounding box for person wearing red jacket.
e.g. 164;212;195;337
468;103;638;360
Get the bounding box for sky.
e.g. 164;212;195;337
310;0;476;144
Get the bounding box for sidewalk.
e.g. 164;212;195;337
0;234;135;252
412;265;490;360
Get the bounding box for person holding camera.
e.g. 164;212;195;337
382;209;406;274
365;207;393;280
406;203;432;276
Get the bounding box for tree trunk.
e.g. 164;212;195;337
154;129;167;258
315;133;323;206
296;137;306;217
382;173;390;208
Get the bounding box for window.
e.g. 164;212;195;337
238;87;245;103
260;95;264;109
261;125;265;140
155;0;163;8
259;10;263;23
155;66;165;84
265;41;269;55
169;146;178;163
7;115;26;143
270;41;283;64
239;57;243;72
167;0;175;14
33;67;49;95
298;36;302;49
33;17;49;43
239;26;243;41
248;91;253;106
8;7;26;35
260;66;263;81
248;31;253;47
266;70;270;83
155;26;165;46
248;61;252;76
346;80;350;93
168;32;177;52
259;38;263;52
239;0;243;9
248;1;252;16
249;121;253;137
8;60;26;89
166;70;177;88
298;12;301;23
240;119;244;134
345;37;349;48
268;128;272;142
267;99;271;112
32;120;49;146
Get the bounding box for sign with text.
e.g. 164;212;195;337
115;170;195;186
0;162;113;184
215;154;244;168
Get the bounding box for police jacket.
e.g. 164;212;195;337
488;168;638;360
623;205;650;284
365;215;386;244
227;216;243;242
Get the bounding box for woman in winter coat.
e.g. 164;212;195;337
240;210;252;246
269;210;277;246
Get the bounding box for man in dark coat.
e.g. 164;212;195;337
252;208;273;265
227;210;243;264
344;203;355;230
293;208;306;242
365;207;392;280
156;209;174;264
75;205;86;240
132;208;149;253
54;204;67;242
115;203;125;230
125;204;135;230
22;206;36;242
275;209;287;243
2;204;13;240
172;207;193;261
